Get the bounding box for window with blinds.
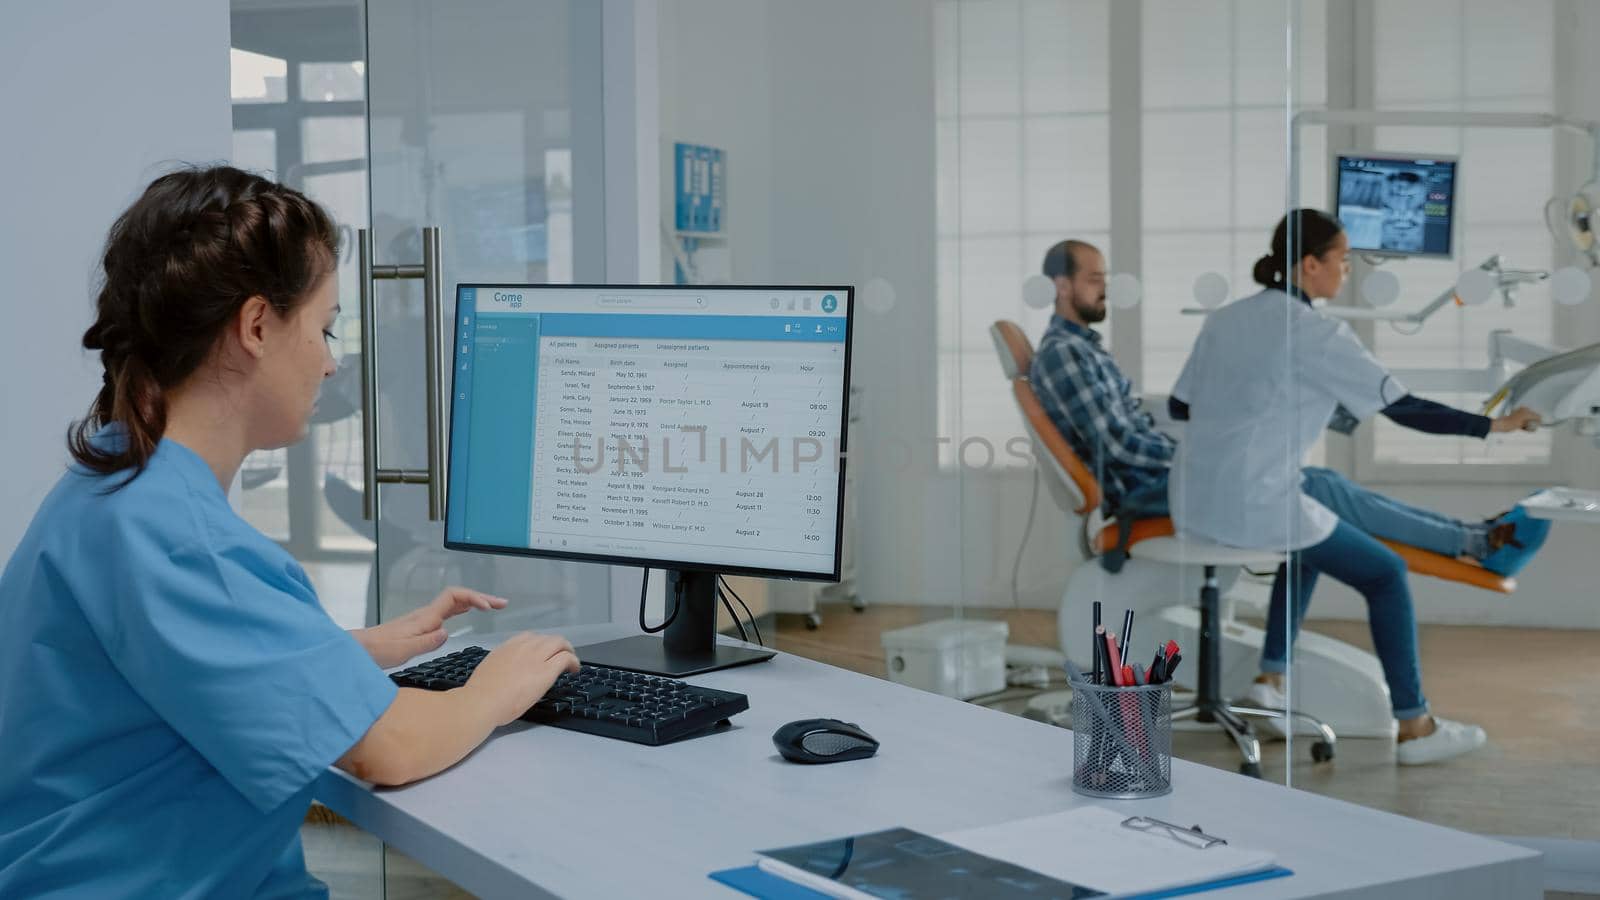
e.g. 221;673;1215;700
1139;0;1328;395
1367;0;1555;467
935;0;1111;467
935;0;1558;474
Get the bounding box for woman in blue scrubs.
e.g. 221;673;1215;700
0;166;580;897
1170;209;1548;766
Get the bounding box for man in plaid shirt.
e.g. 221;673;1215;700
1028;240;1172;516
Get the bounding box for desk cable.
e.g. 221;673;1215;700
638;569;683;634
718;576;764;647
716;584;749;643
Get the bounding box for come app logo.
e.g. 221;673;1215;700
492;290;525;309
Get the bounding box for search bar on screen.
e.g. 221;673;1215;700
595;294;707;310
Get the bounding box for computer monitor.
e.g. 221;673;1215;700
1334;152;1458;259
445;283;854;676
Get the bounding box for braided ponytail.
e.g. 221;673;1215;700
68;165;338;484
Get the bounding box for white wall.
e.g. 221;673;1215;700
655;0;774;283
764;0;946;609
0;1;232;560
656;0;953;608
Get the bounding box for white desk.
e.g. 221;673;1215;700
315;624;1541;899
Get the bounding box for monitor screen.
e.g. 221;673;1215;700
445;284;852;581
1335;153;1458;258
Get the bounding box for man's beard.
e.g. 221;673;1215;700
1076;296;1107;323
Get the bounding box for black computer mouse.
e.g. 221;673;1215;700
772;718;879;764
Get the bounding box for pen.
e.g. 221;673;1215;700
1094;625;1110;685
1149;645;1167;684
1131;663;1146;686
1120;609;1136;666
1157;640;1178;684
1164;652;1183;683
1092;602;1104;686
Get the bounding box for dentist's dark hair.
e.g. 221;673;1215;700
1043;239;1098;279
1253;208;1344;288
68;165;339;485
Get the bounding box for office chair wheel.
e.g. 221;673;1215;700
1311;740;1335;763
1239;761;1262;779
804;613;822;630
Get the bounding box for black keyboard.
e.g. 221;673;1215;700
388;646;750;746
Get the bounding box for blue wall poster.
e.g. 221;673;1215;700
674;141;726;234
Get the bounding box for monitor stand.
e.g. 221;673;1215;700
575;570;776;677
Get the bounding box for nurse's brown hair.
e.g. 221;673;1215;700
68;166;339;485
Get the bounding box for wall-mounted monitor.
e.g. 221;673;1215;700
1335;152;1458;259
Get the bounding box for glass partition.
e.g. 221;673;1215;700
938;0;1317;775
230;0;374;630
365;0;613;637
232;1;1594;894
229;0;383;890
946;1;1596;866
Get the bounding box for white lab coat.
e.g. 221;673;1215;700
1169;288;1407;551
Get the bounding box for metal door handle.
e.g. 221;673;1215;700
422;227;446;520
358;226;447;521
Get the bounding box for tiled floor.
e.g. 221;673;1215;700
303;604;1600;897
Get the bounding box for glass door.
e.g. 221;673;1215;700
231;0;374;631
230;0;384;890
363;0;611;635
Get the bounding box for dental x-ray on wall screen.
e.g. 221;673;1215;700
1336;153;1457;259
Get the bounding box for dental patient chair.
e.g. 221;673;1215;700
990;320;1516;775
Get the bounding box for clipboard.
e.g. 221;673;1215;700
1120;816;1229;850
709;863;1294;900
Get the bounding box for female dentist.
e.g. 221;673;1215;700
1169;208;1546;766
0;166;580;896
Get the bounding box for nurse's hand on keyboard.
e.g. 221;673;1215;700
465;632;582;727
1491;406;1542;433
351;586;509;669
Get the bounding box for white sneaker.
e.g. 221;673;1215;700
1396;717;1487;766
1241;681;1298;739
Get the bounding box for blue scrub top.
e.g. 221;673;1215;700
0;432;398;898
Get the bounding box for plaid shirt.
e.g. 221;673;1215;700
1029;316;1174;512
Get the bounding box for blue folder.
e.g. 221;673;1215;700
709;863;1294;899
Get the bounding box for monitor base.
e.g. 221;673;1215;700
575;634;775;678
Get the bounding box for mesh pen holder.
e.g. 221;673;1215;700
1071;681;1173;799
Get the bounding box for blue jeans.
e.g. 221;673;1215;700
1121;468;1439;718
1260;521;1428;718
